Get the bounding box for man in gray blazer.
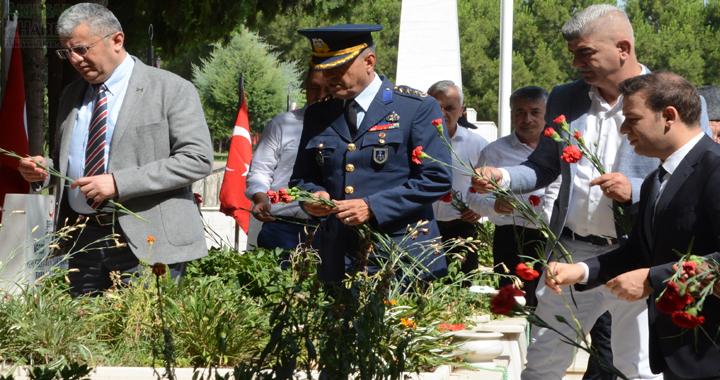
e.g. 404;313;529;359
473;4;711;380
18;3;213;296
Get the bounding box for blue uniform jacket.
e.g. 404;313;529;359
290;76;453;282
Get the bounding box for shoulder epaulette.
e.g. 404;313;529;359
393;86;428;98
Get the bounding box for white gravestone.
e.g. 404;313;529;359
0;194;66;291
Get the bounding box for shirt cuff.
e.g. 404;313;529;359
498;168;511;190
578;262;590;285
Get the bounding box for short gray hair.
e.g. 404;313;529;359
428;80;463;105
561;4;630;41
510;86;549;108
58;3;123;37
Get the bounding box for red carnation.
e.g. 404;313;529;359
657;281;693;314
573;132;582;140
516;263;540;281
440;191;453;203
671;309;705;329
528;195;541;207
468;186;477;194
544;127;556;137
412;146;424;165
553;115;566;124
431;118;443;126
193;192;203;204
281;194;293;204
682;261;697;273
266;190;280;204
490;285;525;315
561;145;582;164
438;323;466;332
278;188;288;196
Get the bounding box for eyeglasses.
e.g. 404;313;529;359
55;32;116;60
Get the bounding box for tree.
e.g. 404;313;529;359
192;27;301;148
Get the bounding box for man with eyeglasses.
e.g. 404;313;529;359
18;3;213;296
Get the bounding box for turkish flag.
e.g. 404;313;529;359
0;22;30;209
218;89;252;233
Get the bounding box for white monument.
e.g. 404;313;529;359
395;0;462;92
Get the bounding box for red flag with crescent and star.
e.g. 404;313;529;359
218;89;252;233
0;21;30;209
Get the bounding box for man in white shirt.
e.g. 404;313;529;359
245;69;329;255
469;86;558;307
428;80;487;277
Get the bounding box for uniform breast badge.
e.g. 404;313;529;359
385;112;400;123
373;147;389;165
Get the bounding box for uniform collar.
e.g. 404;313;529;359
352;73;382;112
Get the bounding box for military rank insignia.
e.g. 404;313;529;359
369;122;399;132
386;112;400;123
373;147;389;165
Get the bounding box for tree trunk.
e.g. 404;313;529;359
16;0;45;156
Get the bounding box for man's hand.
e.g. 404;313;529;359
459;208;482;223
18;156;48;182
70;174;119;203
605;268;653;302
251;193;275;222
303;191;333;217
590;173;632;202
494;199;514;215
545;262;587;295
333;199;374;226
472;167;503;194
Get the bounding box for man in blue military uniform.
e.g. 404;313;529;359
290;24;453;282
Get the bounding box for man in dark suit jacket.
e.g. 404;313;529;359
547;71;720;380
19;3;213;295
290;25;452;282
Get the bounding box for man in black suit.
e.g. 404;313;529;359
546;71;720;380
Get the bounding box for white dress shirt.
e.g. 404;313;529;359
433;126;489;221
501;65;650;238
469;131;560;227
245;107;311;218
68;54;134;214
348;73;382;127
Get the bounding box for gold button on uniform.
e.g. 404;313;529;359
345;186;354;194
379;132;386;138
346;164;355;172
348;143;356;151
379;139;386;144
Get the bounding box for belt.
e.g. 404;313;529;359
562;227;617;246
81;213;116;227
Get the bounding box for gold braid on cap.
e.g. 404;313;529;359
310;43;369;69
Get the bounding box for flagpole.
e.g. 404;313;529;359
147;24;154;66
234;60;247;251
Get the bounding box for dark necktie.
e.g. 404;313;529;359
344;99;358;139
85;83;108;209
649;166;667;229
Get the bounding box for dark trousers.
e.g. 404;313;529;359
583;311;614;380
68;219;186;297
257;218;320;268
663;368;720;380
492;225;544;308
438;219;479;276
